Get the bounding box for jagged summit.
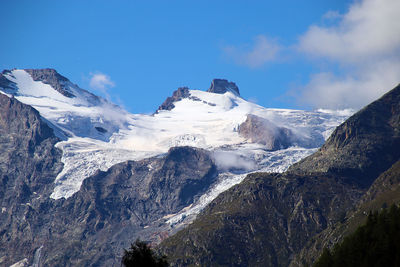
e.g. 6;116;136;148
156;87;190;112
0;68;77;98
25;68;76;98
156;78;240;113
207;78;240;96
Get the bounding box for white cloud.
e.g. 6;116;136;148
89;72;115;95
223;35;281;68
322;10;342;21
296;0;400;109
212;151;256;172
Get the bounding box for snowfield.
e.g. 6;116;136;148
1;69;353;210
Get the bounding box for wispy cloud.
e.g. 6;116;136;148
295;0;400;109
89;72;115;99
223;35;281;68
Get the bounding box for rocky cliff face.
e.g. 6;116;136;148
160;172;362;267
159;84;400;266
0;94;63;266
293;159;400;266
207;79;240;96
24;68;76;98
0;70;17;92
41;146;217;266
156;87;190;112
289;84;400;187
239;114;293;150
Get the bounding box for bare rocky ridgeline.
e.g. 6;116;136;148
156;87;190;112
25;68;76;98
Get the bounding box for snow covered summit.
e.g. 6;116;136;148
0;69;128;142
0;69;353;201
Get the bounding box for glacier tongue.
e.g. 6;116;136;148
0;69;353;200
166;145;316;227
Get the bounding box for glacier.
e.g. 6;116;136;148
0;69;353;211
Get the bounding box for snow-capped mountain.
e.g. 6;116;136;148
0;68;352;205
0;68;358;266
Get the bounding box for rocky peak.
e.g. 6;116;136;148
207;79;240;96
24;68;76;98
0;70;17;92
156;87;190;113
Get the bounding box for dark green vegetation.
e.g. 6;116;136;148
314;205;400;267
122;239;168;267
159;84;400;266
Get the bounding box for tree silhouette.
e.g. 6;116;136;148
122;239;168;267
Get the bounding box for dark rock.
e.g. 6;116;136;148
40;146;217;266
207;79;240;96
292;159;400;266
288;83;400;187
25;68;76;98
159;172;363;267
0;94;63;266
0;70;17;92
239;114;293;150
156;87;190;113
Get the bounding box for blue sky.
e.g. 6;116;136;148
2;0;399;113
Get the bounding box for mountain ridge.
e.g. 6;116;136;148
0;68;354;266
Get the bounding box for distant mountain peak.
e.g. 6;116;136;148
0;70;17;91
156;87;190;113
156;79;240;113
207;79;240;96
24;68;76;98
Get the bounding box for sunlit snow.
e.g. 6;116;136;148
1;70;353;205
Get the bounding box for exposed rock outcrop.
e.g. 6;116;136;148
160;172;363;267
0;94;63;267
239;114;293;150
207;79;240;96
292;159;400;266
0;70;17;92
156;87;190;112
289;84;400;187
42;146;217;266
25;68;76;97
